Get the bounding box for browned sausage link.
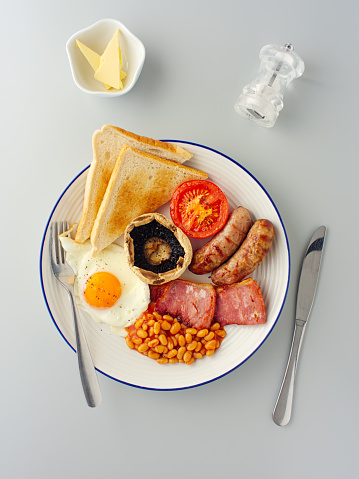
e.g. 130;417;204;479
211;219;274;285
189;207;252;275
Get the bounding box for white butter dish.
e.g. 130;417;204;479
66;18;145;97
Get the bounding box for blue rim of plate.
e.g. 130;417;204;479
39;140;290;391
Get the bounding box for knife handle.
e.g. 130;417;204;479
272;319;306;426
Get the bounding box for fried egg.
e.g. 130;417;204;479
59;236;150;336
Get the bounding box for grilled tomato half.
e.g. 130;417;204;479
170;180;229;239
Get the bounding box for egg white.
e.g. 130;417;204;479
59;237;150;336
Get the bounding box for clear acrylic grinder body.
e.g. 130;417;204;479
235;44;305;127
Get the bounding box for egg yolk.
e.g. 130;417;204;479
84;272;122;309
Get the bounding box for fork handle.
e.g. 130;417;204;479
67;290;102;407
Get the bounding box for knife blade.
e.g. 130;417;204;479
272;225;326;426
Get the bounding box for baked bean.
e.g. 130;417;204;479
161;321;171;330
205;339;217;350
135;318;144;329
148;351;160;359
138;343;149;353
183;351;192;363
197;329;208;338
137;329;148;339
187;341;197;351
157;358;169;364
210;322;220;331
170;322;181;335
204;331;214;341
155;345;166;354
125;337;135;349
177;346;186;360
125;305;226;365
195;342;202;353
186;328;197;335
216;329;226;338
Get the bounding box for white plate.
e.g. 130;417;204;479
40;142;290;390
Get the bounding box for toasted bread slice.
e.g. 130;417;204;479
90;146;208;255
75;125;193;244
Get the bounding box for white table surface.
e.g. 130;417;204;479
2;0;358;477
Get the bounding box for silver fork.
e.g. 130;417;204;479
49;221;102;407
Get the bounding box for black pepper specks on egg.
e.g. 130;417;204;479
130;220;185;273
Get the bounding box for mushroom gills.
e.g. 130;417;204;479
130;220;186;274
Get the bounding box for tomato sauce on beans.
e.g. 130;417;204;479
125;303;226;365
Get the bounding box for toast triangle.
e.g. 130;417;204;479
75;125;193;244
90;146;207;255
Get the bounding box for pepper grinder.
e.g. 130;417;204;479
234;43;305;127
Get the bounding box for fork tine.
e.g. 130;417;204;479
49;222;54;264
59;221;67;264
54;222;60;264
49;222;59;266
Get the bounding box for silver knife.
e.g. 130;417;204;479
273;225;326;426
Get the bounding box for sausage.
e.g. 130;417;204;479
189;206;252;274
211;219;274;286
